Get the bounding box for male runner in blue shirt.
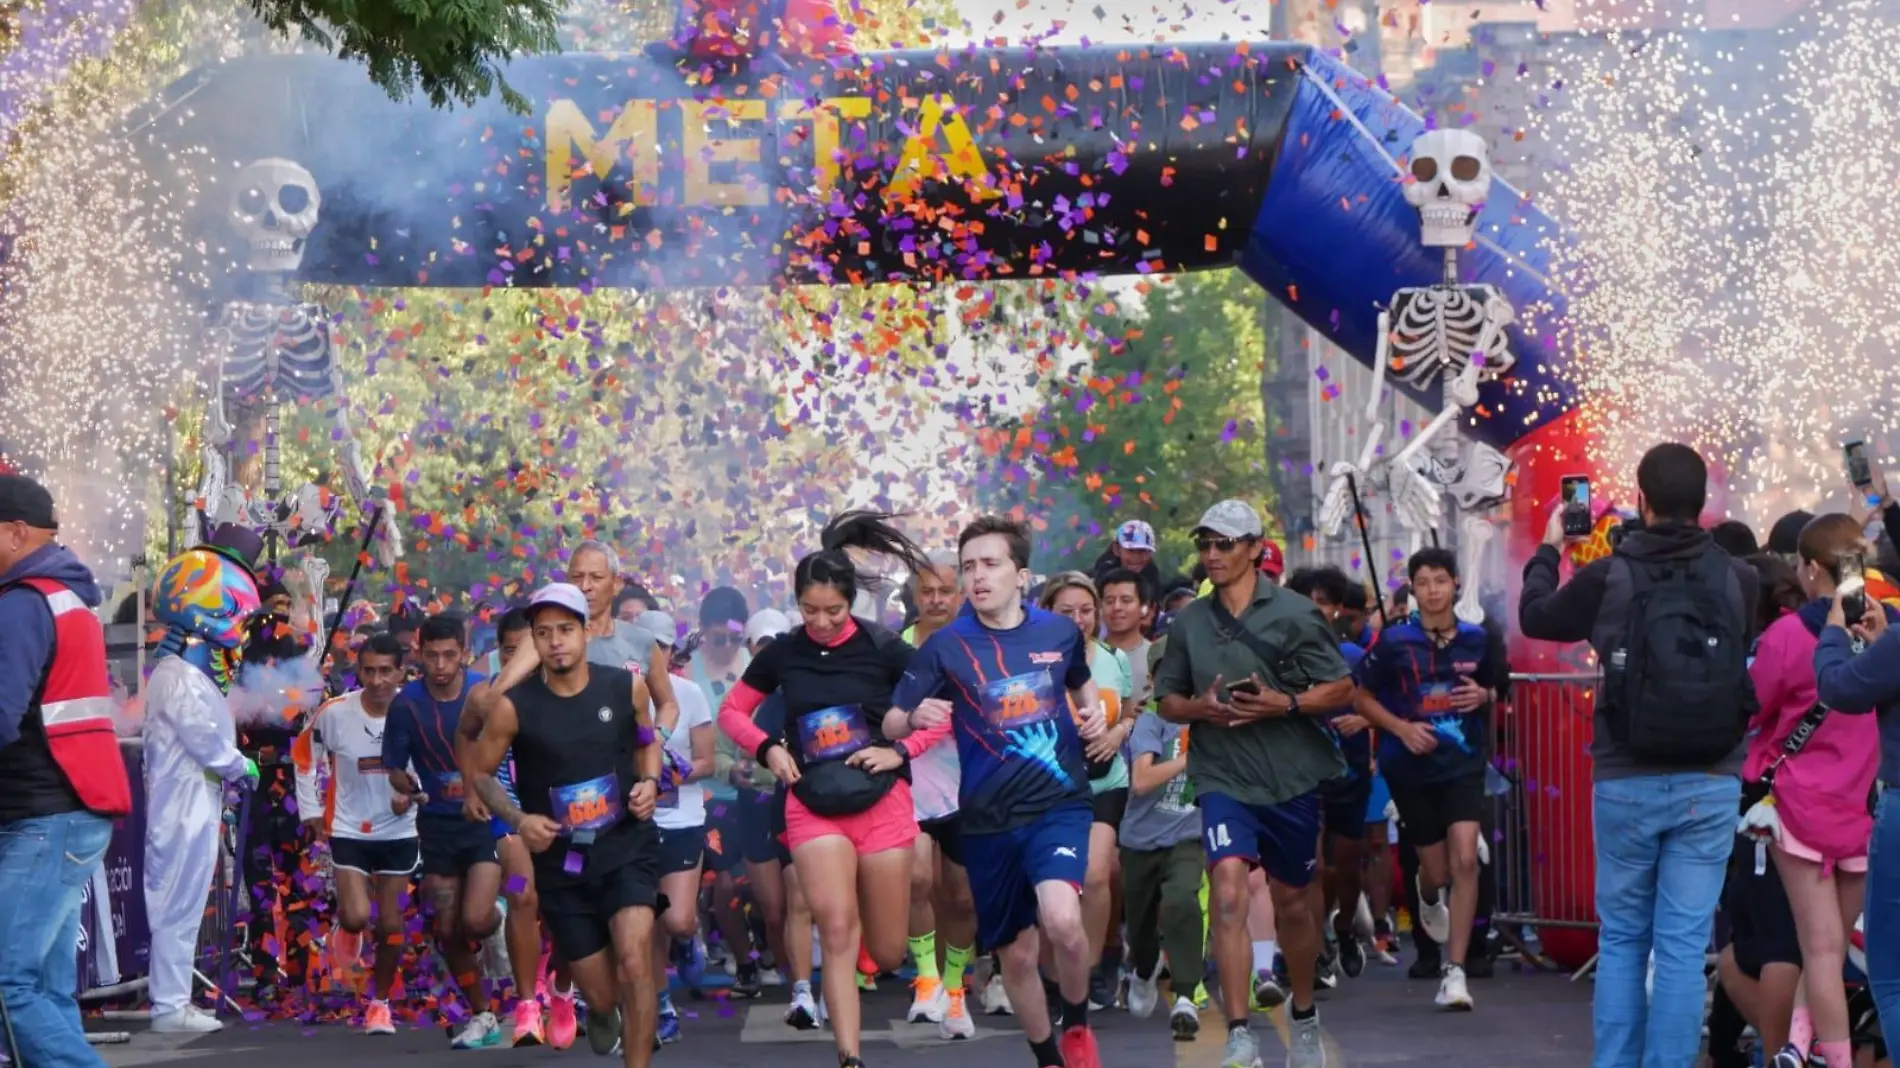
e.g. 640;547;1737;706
886;516;1110;1068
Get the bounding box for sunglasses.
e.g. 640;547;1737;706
1194;536;1242;554
706;633;742;647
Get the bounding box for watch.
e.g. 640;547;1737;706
1287;693;1301;716
636;773;660;789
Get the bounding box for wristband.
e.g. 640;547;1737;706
754;737;783;764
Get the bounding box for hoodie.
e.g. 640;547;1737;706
0;543;104;821
1744;599;1884;867
1518;522;1759;781
1813;620;1900;789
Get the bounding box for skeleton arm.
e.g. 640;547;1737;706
1317;310;1393;537
321;330;402;565
189;348;236;549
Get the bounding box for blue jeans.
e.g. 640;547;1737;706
1591;773;1739;1068
1866;787;1900;1045
0;811;114;1068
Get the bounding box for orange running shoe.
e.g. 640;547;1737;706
1059;1024;1103;1068
512;1000;545;1047
362;999;395;1036
546;989;578;1050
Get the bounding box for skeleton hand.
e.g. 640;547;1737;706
1388;458;1444;536
1318;461;1365;538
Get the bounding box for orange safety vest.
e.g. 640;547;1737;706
9;575;132;817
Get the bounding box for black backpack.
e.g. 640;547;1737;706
1598;547;1753;765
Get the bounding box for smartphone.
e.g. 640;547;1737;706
1227;679;1263;697
1844;439;1874;489
1839;552;1868;622
1560;475;1593;537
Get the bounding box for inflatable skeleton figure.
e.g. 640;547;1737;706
1319;129;1515;623
190;158;400;564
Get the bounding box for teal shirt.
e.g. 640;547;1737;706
1089;641;1133;794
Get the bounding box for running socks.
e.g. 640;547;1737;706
943;944;973;990
1227;1019;1248;1035
909;932;940;981
1061;998;1088;1030
1290;1003;1317;1022
1250;940;1278;973
1029;1034;1064;1067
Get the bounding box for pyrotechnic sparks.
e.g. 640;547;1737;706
1535;0;1900;520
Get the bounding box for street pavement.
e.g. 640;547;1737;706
92;957;1595;1068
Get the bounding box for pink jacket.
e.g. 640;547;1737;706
1745;608;1879;869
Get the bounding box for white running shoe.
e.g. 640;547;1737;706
758;966;785;987
1125;966;1160;1019
451;1010;505;1049
938;986;976;1040
908;977;949;1023
1416;876;1451;945
981;973;1013;1016
1435;964;1474;1011
784;985;820;1031
151;1006;224;1034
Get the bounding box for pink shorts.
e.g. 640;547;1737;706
784;780;919;855
1780;828;1869;873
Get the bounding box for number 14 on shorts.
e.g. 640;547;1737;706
1206;823;1233;851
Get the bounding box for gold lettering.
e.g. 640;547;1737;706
779;96;874;199
888;95;1000;201
545;98;658;213
683;100;769;207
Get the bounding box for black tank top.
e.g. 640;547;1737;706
508;664;653;885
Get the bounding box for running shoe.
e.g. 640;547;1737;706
785;983;820;1030
1251;971;1287;1010
1088;965;1115;1011
1416;877;1451;945
1125;966;1160;1019
657;998;682;1045
1769;1044;1808;1068
857;969;879;992
939;986;976;1040
1337;935;1367;979
1288;1011;1326;1068
982;973;1014;1016
150;1007;223;1034
547;989;578;1050
1315;952;1340;991
908;976;948;1024
1168;996;1199;1041
451;1010;504;1049
672;936;706;990
363;999;396;1036
732;961;764;999
818;992;830;1027
584;1006;621;1056
511;1000;544;1046
757;966;785;987
1372;930;1400;967
1058;1024;1103;1068
1221;1026;1263;1068
1434;963;1473;1011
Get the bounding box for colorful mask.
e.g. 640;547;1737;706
152;547;261;693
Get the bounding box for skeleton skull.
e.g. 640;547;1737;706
230;158;320;273
1403;130;1492;248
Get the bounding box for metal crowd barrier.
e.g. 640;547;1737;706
1488;672;1599;971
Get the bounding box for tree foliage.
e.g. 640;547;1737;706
978;268;1279;577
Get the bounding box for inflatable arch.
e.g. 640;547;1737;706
143;40;1595;937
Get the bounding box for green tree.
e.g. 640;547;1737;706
980;268;1280;577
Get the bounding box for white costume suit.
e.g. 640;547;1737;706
141;655;249;1015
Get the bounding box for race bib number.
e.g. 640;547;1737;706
421;770;465;800
355;756;387;775
798;704;872;762
981;671;1058;730
550;773;623;834
1419;682;1456;715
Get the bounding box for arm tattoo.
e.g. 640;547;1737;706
473;773;526;829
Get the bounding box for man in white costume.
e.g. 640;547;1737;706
141;537;263;1034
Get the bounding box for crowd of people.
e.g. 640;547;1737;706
0;437;1895;1068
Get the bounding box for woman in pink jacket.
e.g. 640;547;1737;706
1745;513;1885;1068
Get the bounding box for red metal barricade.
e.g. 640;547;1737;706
1492;674;1600;950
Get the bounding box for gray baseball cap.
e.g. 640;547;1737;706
526;582;589;624
1193;499;1264;540
634;609;678;647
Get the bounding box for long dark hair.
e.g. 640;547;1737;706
794;510;932;605
1745;552;1804;630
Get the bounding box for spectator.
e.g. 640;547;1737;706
1094;519;1162;595
0;474;132;1067
1768;510;1815;564
1711;520;1760;558
1518;442;1758;1068
1257;539;1285;584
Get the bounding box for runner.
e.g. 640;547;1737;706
467;582;665;1067
381;614;505;1049
292;633;416;1036
1153;500;1356;1068
455;607;564;1047
1352;547;1499;1011
568;540;680;730
901;551;980;1039
1037;572;1136;1012
886;515;1111;1068
715;511;938;1068
638;610;718;1047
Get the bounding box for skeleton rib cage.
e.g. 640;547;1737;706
210;302;336;407
1384;283;1515;390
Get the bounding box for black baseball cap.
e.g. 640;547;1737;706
0;474;57;530
1767;510;1814;556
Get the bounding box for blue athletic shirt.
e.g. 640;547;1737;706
1355;618;1496;785
382;672;487;817
891;606;1093;836
1328;640;1370;770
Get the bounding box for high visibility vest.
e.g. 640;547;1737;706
7;575;132;816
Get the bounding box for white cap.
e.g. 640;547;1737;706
635;609;677;647
526;582;589;624
743;608;794;644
